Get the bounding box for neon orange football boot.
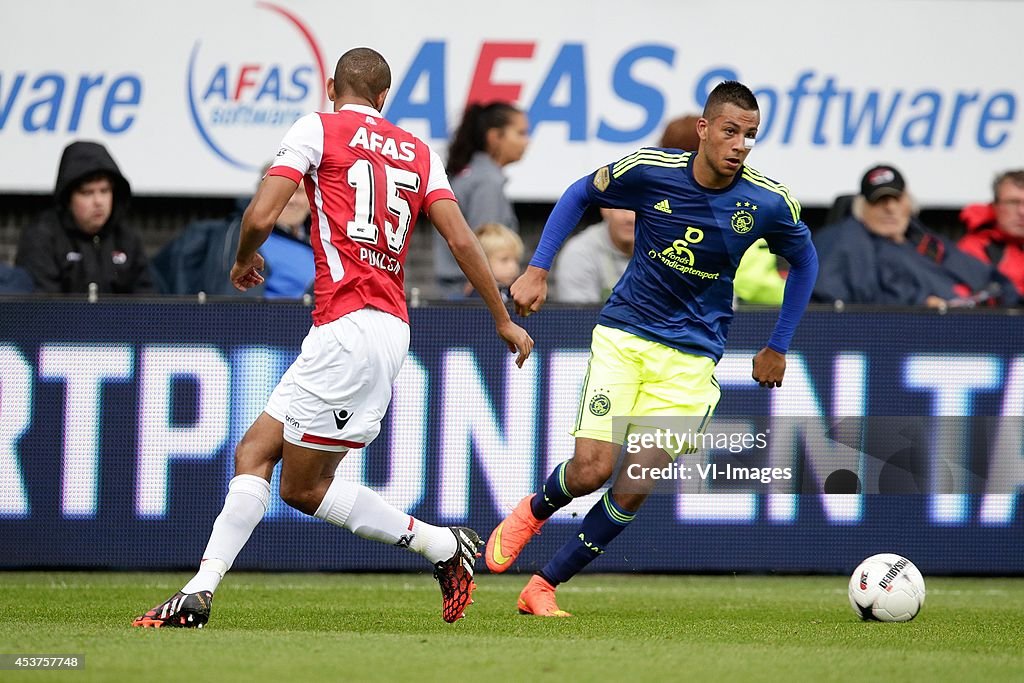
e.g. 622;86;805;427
485;495;546;573
517;575;571;617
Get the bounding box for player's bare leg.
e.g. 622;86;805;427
233;412;286;479
607;442;672;513
276;440;344;516
563;438;621;497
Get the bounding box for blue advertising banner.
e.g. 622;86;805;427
0;301;1021;574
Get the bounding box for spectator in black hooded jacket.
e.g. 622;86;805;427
16;140;153;294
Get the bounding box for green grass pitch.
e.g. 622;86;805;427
1;572;1022;682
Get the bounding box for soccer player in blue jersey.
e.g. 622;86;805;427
484;81;819;616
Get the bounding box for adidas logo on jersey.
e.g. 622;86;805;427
654;199;672;214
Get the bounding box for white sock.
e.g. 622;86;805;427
314;477;456;564
181;474;271;594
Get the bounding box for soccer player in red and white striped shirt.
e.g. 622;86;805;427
133;48;533;629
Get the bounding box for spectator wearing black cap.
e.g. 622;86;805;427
16;140;153;294
813;164;1014;308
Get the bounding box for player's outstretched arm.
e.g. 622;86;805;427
512;175;594;317
428;198;534;367
232;175;299;291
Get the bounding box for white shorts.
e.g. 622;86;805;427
265;307;410;452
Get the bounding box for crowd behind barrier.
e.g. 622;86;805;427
2;133;1021;307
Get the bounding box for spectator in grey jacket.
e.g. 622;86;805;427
16;141;153;294
435;102;529;298
551;208;634;303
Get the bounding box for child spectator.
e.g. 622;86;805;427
464;223;523;300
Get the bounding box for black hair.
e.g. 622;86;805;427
71;170;114;193
702;80;759;120
333;47;391;103
447;102;522;176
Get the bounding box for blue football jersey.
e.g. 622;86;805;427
586;149;812;360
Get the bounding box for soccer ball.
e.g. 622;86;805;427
848;553;926;622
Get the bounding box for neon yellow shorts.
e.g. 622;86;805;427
573;325;722;456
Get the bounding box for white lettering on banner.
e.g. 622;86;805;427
679;357;759;523
230;346;297;520
4;335;1024;528
544;351;604;519
439;349;536;520
38;345;133;518
904;356;1002;524
692;353;867;524
678;417;759;522
136;347;230;517
980;357;1024;524
766;353;865;523
0;346;32;517
336;354;427;514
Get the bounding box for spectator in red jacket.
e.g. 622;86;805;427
958;170;1024;297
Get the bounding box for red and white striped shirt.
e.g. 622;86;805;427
269;104;455;325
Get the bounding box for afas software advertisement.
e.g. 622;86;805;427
1;0;1021;205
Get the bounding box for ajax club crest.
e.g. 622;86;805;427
731;201;758;234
